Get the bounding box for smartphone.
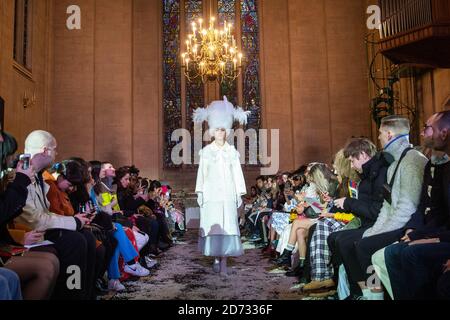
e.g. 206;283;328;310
19;154;31;170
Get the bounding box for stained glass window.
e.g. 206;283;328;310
163;0;182;168
218;0;238;107
162;0;262;167
241;0;261;132
185;0;205;164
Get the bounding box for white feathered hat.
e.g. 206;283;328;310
193;96;250;135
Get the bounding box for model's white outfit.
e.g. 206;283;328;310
196;141;246;256
193;96;250;257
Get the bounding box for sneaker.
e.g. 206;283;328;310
249;234;262;242
290;283;304;291
268;267;286;274
95;278;109;295
255;242;267;249
124;263;151;277
145;256;159;269
108;279;126;292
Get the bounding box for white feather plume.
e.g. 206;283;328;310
192;107;209;124
233;107;251;125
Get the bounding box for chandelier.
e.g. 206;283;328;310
181;16;243;83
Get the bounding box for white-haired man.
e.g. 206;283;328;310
15;130;89;230
14;130;93;299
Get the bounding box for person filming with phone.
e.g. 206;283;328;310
0;129;59;300
12;130;95;299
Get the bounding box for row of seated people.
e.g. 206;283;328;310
0;129;185;300
242;112;450;300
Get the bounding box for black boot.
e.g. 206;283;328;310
275;249;292;267
286;260;305;277
148;244;161;257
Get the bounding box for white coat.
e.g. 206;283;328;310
195;141;247;237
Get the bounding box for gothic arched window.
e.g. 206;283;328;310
162;0;261;168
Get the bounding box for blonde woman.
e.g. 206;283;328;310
275;163;338;272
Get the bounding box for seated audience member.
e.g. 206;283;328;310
372;110;450;300
13;130;93;300
45;159;112;295
247;178;273;243
0;131;59;300
275;163;338;272
160;184;185;234
244;186;258;206
304;139;387;295
333;115;428;300
91;162;154;261
144;179;172;249
70;160;150;290
0;268;22;300
113;166;162;255
437;260;450;300
93;162;121;216
268;165;315;257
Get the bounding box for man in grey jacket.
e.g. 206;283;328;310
343;115;428;299
372;110;450;300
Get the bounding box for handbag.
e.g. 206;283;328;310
304;206;320;219
86;223;109;243
0;244;27;266
341;216;361;230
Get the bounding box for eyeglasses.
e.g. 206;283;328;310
423;124;433;132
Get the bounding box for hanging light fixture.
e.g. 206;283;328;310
181;10;243;83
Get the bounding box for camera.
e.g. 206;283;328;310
19;154;31;170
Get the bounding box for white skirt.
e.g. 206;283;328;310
198;200;243;257
198;235;244;257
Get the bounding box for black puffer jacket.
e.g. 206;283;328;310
0;172;32;244
343;153;389;227
117;188;146;218
406;161;450;242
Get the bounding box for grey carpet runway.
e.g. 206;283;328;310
107;231;304;300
